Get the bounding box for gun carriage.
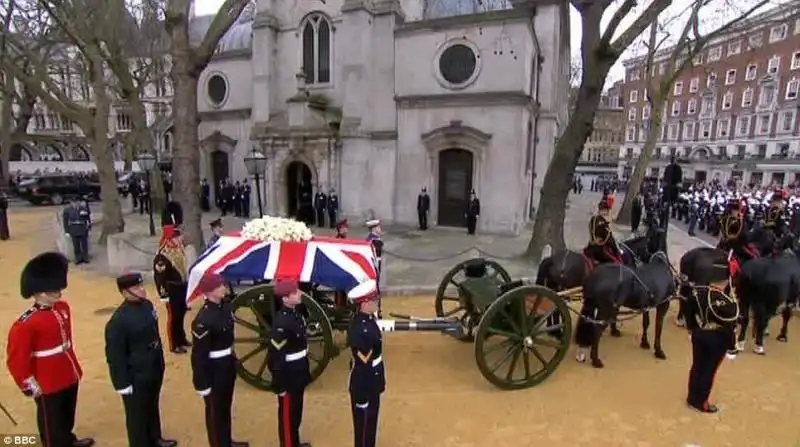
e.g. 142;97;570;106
188;232;576;392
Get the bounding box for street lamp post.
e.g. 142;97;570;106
244;147;267;217
137;153;157;236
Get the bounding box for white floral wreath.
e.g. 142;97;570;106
241;215;313;242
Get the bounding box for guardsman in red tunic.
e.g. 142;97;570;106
6;252;95;447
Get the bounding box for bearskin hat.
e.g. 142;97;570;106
20;252;68;299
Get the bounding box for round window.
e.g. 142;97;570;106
438;44;478;87
207;74;228;106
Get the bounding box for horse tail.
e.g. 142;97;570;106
536;256;552;287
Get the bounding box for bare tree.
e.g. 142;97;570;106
165;0;250;251
524;0;676;260
0;0;127;242
615;0;771;225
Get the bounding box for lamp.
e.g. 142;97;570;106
136;153;157;236
244;147;267;217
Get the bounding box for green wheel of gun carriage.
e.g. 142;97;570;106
435;258;512;341
230;284;335;391
473;284;573;390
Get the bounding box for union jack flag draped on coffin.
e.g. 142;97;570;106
185;232;379;303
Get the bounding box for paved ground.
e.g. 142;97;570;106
21;192;707;293
1;208;799;446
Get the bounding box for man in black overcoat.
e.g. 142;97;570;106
417;187;430;230
0;191;9;240
661;155;683;232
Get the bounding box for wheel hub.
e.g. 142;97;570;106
523;336;534;348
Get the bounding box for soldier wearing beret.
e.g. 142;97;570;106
190;273;249;447
105;273;177;447
347;280;385;447
6;252;95;447
683;263;738;413
267;280;312;447
335;219;348;239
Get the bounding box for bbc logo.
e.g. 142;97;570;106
1;434;40;446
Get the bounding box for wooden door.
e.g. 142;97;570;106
438;149;473;227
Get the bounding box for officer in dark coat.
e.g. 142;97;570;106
267;280;312;447
661;155;683;229
347;280;385;447
62;198;91;264
105;272;177;447
314;188;327;228
191;274;249;447
465;190;480;235
242;182;251;218
417;187;430;230
0;191;9;240
233;181;243;217
683;263;738;413
200;179;211;212
584;199;622;264
327;189;339;228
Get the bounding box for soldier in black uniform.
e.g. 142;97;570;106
314;188;327;228
718;200;759;262
327;189;339;228
584;199;623;265
465;190;480;235
683;263;738;413
346;279;385;447
242;182;251;218
233;181;243;217
763;188;791;255
336;219;348;239
267;280;313;447
190;273;249;447
105;272;177;447
0;191;9;240
201;179;211;212
417;187;430;230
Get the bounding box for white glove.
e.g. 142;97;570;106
197;388;211;397
22;377;42;398
116;385;133;395
160;297;169;304
355;402;369;409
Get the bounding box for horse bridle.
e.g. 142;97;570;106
649;251;686;292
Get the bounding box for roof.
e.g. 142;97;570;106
189;14;253;54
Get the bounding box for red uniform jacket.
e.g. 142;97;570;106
6;301;82;395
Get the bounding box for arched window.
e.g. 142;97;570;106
301;14;331;85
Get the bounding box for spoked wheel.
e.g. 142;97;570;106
435;258;511;341
230;284;335;391
474;285;572;390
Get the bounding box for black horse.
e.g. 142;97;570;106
574;251;677;368
535;228;662;293
736;246;800;354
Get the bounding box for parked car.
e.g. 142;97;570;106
17;175;102;206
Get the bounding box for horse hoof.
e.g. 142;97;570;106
753;345;765;355
575;353;586;363
777;334;788;342
591;359;604;369
654;350;667;360
639;340;651;350
610;330;622;338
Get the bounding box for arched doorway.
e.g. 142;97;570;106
211;150;229;199
10;144;32;161
438;149;473;227
286;161;313;222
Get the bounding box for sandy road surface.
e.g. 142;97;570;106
0;209;799;447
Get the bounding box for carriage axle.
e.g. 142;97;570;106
380;314;465;338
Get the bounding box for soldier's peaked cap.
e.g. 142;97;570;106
366;219;380;228
116;272;143;291
209;218;223;228
20;252;68;299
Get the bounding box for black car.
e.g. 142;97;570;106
17;174;102;206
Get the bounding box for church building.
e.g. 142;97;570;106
167;0;570;234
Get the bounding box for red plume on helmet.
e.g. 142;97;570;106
159;224;177;248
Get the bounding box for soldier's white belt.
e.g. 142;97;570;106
286;349;308;362
209;347;233;359
32;342;71;358
371;355;382;367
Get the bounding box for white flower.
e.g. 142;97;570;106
241;215;313;242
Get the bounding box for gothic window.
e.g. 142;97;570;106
301;14;332;85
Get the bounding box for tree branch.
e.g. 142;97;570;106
192;0;250;69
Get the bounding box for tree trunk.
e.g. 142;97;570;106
525;79;605;262
171;66;203;251
615;101;664;225
91;67;124;245
0;71;13;187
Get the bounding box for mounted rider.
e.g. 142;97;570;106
584;199;623;265
761;188;792;255
718;199;759;277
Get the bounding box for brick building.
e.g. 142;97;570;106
618;1;800;187
576;81;624;180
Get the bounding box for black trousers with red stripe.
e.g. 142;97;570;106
35;383;80;447
277;389;305;447
203;370;236;447
166;290;188;351
687;328;728;409
351;394;380;447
